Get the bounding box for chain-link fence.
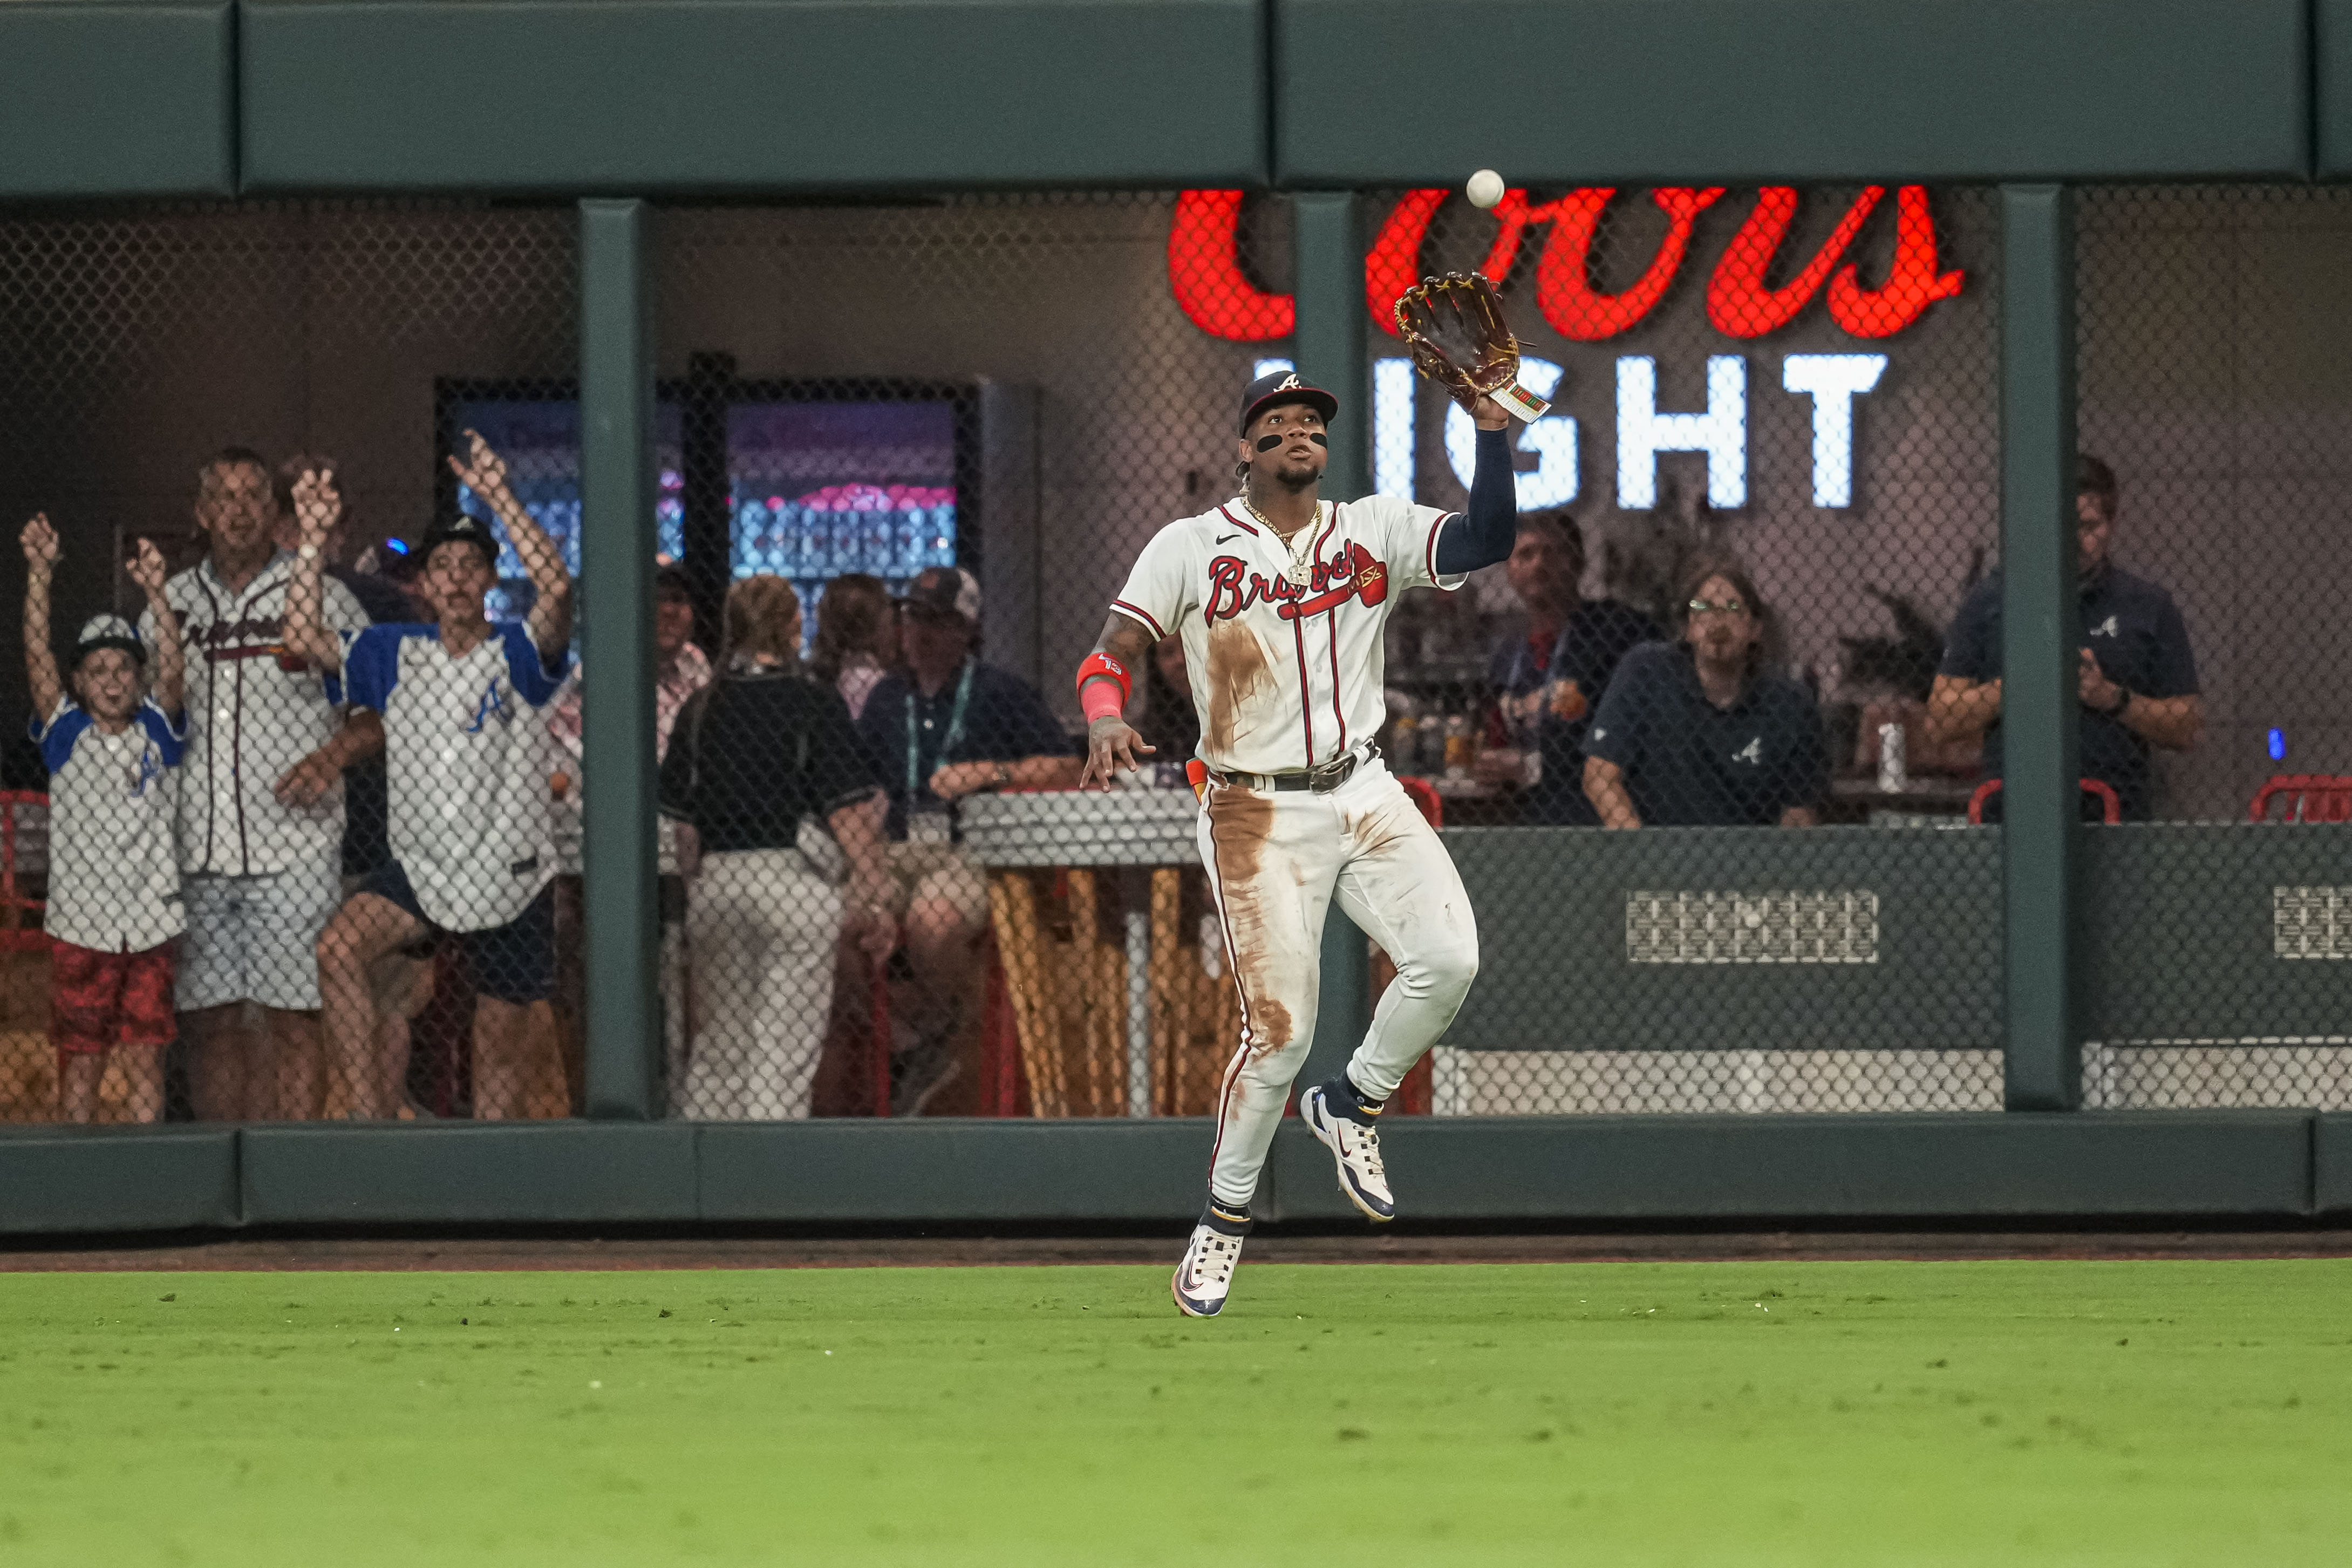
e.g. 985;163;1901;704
3;185;2344;1127
0;201;579;1124
2075;186;2352;1110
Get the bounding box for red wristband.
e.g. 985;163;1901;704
1078;651;1131;721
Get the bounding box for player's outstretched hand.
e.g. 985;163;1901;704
273;747;342;808
1080;715;1154;790
127;538;169;597
20;514;59;569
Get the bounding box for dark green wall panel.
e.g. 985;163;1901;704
2319;0;2352;179
240;1123;698;1224
2081;827;2352;1041
240;0;1267;194
0;1;235;198
698;1120;1212;1221
2314;1115;2352;1214
1277;0;2309;186
1270;1113;2313;1222
1444;827;2003;1054
0;1128;238;1231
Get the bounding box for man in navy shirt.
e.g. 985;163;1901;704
1487;513;1661;824
1926;456;2201;821
1581;560;1828;828
854;565;1078;1111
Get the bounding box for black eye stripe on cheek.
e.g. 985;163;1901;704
1309;432;1328;447
1256;434;1283;452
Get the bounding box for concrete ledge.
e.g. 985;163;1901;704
0;1126;239;1232
239;1122;698;1225
0;1112;2323;1235
1270;1112;2317;1222
696;1119;1214;1222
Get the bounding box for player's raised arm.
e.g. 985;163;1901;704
19;515;63;722
1430;394;1517;575
126;538;185;719
448;428;573;659
283;467;346;674
1076;610;1158;790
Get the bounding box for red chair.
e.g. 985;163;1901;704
1967;777;2121;825
2249;774;2352;823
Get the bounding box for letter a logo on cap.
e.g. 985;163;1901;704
1277;373;1301;390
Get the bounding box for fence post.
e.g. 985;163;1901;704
1292;192;1376;1083
1998;184;2082;1112
578;197;660;1120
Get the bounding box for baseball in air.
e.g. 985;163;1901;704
1465;169;1505;209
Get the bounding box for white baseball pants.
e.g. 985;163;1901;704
1198;755;1479;1208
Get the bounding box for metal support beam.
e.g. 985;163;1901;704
578;198;661;1120
1998;184;2082;1112
1291;191;1374;1086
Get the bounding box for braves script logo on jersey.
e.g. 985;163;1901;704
1203;542;1389;626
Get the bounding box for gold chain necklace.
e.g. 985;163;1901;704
1244;494;1324;587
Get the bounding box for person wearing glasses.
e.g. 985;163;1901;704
1580;559;1828;828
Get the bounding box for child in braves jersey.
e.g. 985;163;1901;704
20;516;188;1124
1079;369;1523;1317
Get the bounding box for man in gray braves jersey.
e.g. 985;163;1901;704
144;446;368;1121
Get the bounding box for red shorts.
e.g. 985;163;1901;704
50;940;178;1055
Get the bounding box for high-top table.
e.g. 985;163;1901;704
958;787;1206;1117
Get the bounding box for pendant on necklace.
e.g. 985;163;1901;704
1285;561;1312;588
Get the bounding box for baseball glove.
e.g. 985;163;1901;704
1393;271;1552;422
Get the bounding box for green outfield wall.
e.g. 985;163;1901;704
3;0;2348;1235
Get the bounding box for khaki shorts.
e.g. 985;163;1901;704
884;842;991;930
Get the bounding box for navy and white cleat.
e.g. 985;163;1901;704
1301;1081;1395;1222
1172;1215;1247;1317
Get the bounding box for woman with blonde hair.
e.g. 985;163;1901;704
660;575;896;1118
809;572;898;720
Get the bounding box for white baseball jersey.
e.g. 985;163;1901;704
32;697;186;953
143;553;366;876
342;621;571;932
1110;494;1462;776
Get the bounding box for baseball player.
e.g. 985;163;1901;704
145;447;369;1121
21;517;187;1123
283;433;574;1119
1079;369;1519;1315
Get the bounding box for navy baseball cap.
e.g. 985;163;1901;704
1239;369;1339;434
418;512;502;569
901;565;981;624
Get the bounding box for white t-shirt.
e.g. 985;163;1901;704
144;553;366;877
1108;494;1461;776
342;621;571;932
32;697;187;953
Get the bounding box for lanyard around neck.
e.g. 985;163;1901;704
908;660;976;801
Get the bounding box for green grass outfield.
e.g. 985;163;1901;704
3;1259;2349;1565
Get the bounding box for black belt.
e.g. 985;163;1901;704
1215;747;1371;795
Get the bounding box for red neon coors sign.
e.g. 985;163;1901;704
1169;185;1964;344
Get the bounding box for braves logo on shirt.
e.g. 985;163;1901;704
1203;542;1388;626
466;677;517;734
